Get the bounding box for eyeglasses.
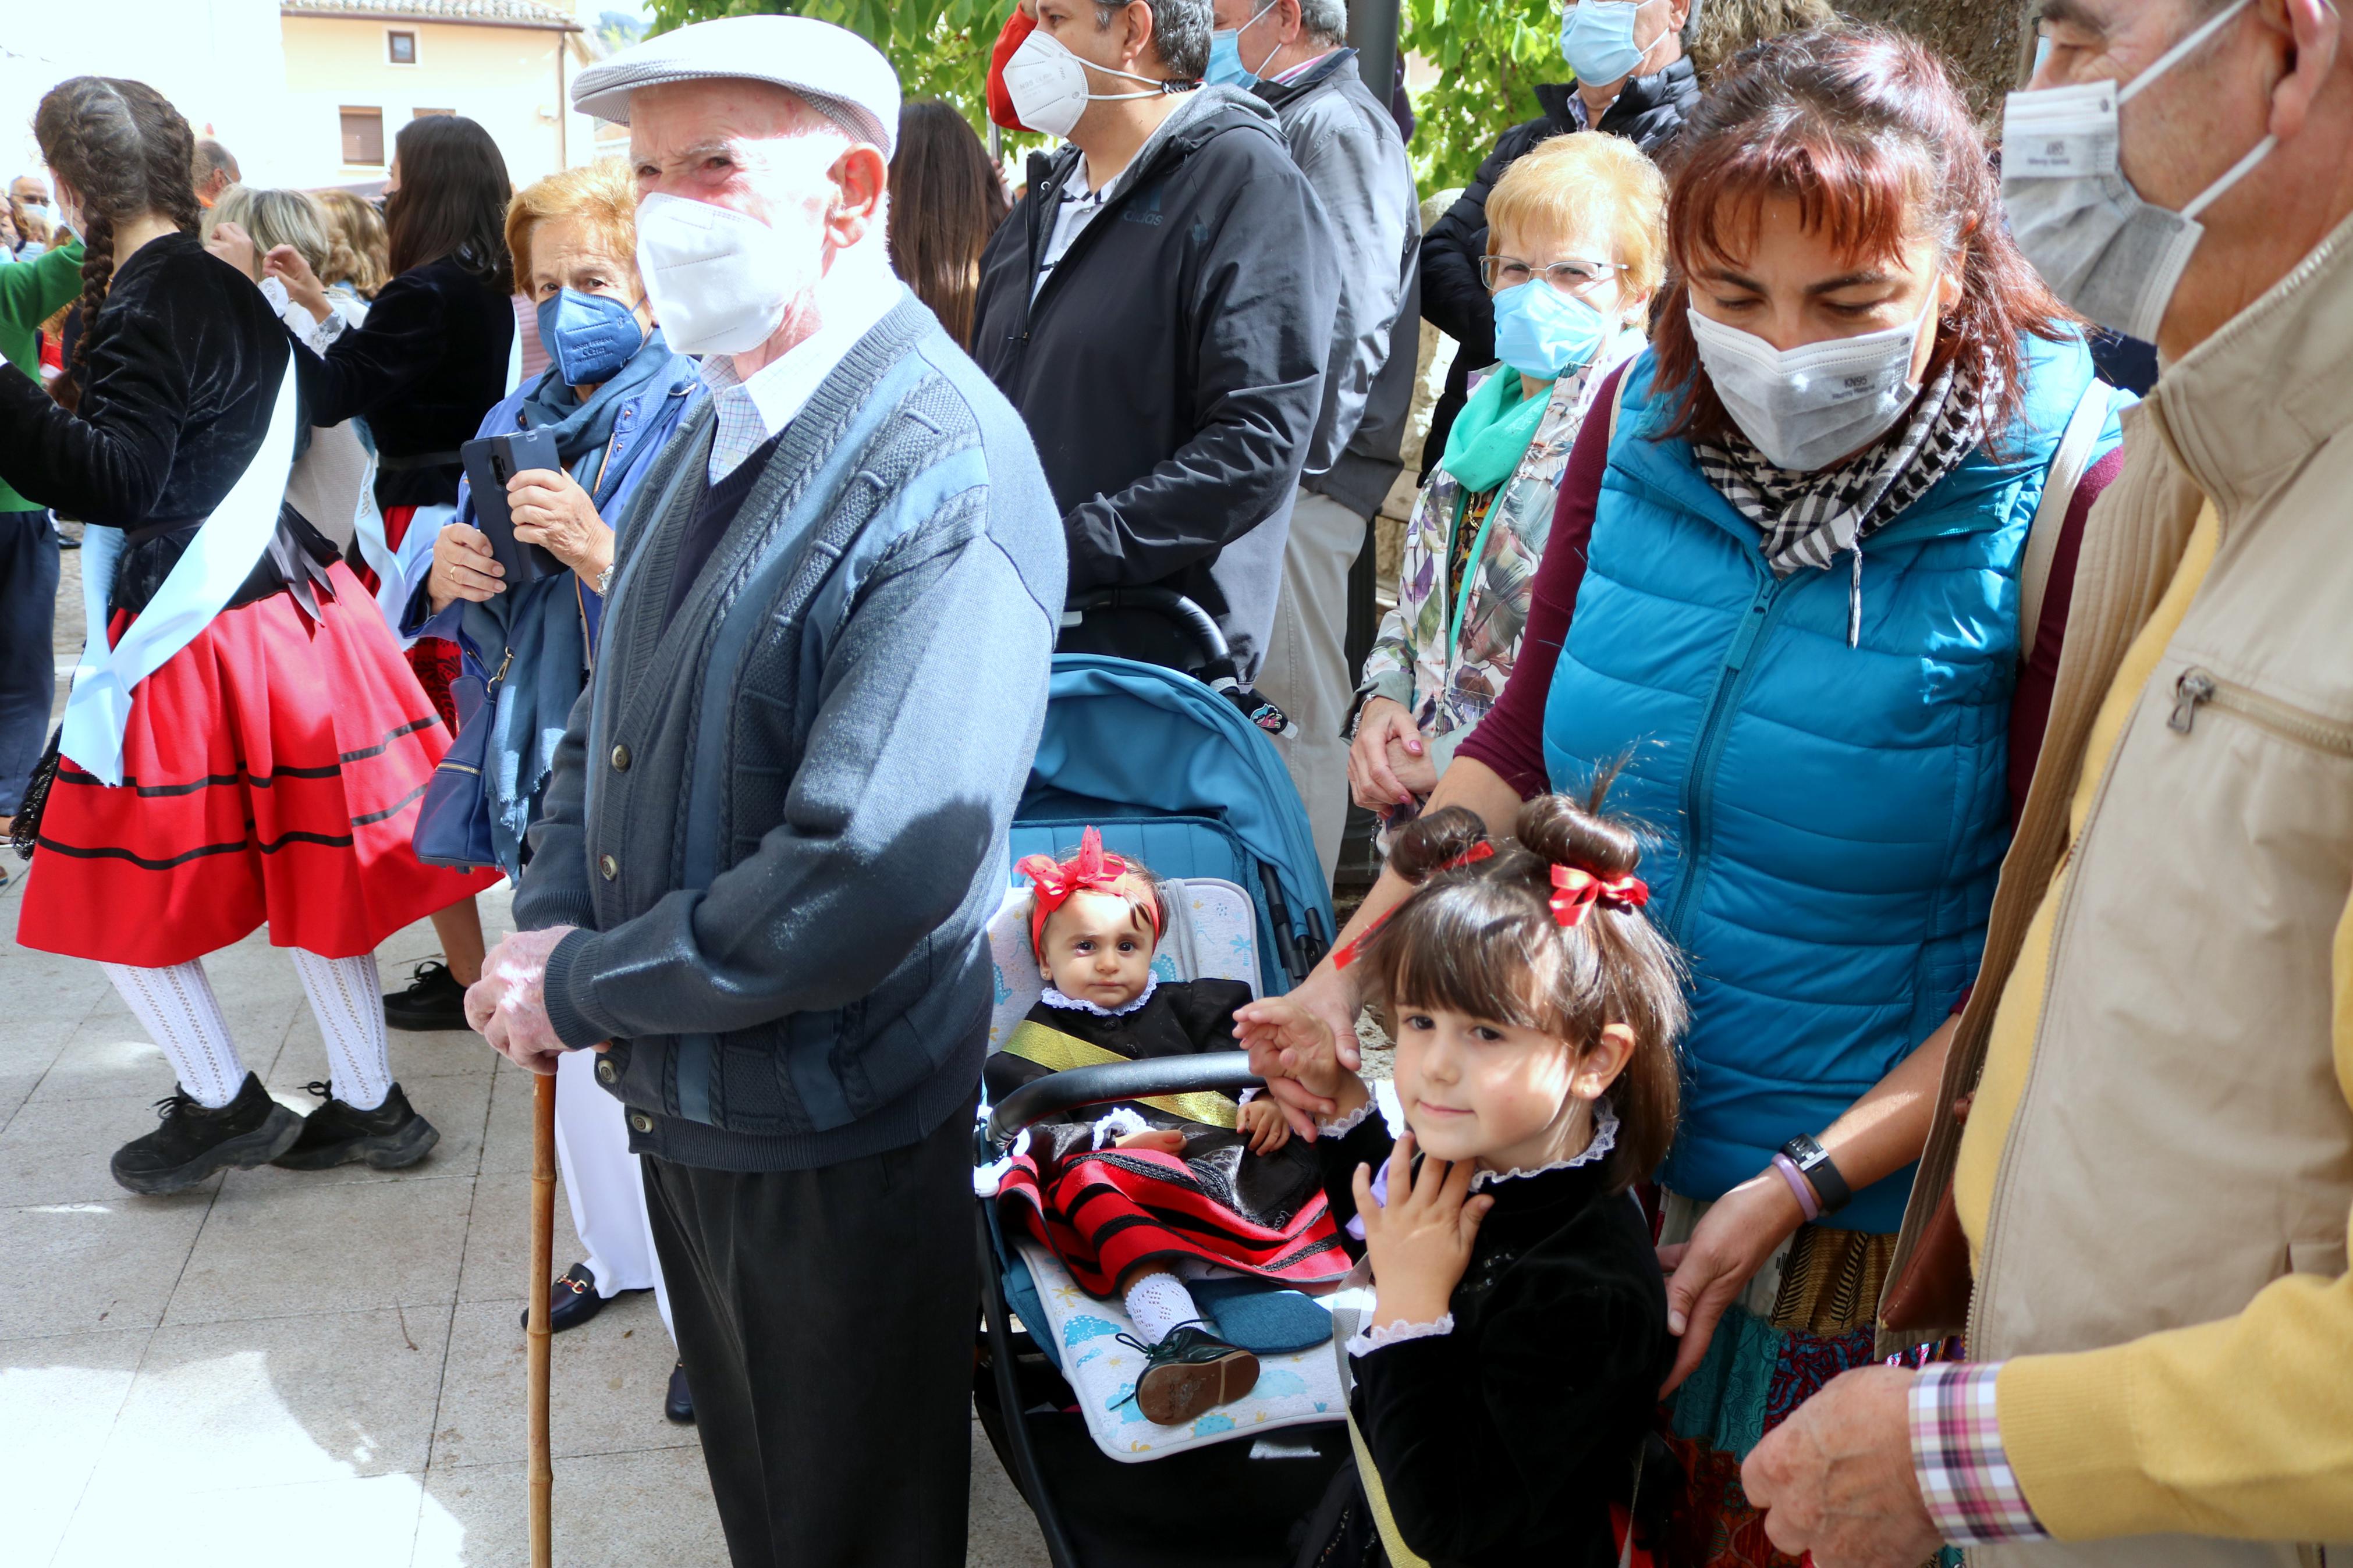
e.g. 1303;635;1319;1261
1479;253;1626;294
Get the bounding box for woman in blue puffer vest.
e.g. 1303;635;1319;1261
1240;29;2128;1552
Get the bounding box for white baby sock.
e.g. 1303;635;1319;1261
290;948;393;1111
102;958;247;1108
1123;1270;1204;1346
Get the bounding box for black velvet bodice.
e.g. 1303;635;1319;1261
293;254;515;509
0;233;288;529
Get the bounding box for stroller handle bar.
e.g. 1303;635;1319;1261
985;1051;1265;1149
1059;588;1232;673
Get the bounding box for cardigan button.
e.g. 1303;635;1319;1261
598;853;619;881
629;1112;653;1134
596;1058;617;1086
611;743;630;772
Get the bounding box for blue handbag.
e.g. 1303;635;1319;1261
411;647;509;872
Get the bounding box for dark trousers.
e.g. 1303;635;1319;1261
0;509;58;816
641;1097;979;1568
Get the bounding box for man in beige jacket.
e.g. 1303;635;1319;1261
1741;1;2353;1563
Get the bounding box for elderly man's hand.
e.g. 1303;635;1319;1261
1741;1366;1945;1567
465;926;594;1074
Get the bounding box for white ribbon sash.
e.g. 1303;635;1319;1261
61;347;301;787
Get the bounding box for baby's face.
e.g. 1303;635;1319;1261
1038;890;1156;1011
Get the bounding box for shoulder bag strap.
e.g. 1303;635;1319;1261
2018;381;2115;667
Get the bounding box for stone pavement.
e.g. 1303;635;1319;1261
0;864;1052;1567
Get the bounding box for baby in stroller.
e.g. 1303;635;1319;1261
986;830;1351;1427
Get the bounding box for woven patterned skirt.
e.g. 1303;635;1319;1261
1653;1191;1961;1568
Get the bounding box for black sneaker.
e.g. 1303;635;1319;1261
271;1081;440;1171
1123;1323;1259;1426
111;1073;303;1194
382;961;469;1032
665;1361;694;1424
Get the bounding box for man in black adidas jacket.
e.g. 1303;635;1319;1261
972;0;1338;686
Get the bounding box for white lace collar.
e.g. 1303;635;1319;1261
1038;974;1160;1019
1470;1099;1619;1191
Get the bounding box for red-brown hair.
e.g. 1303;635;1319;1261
1649;27;2078;448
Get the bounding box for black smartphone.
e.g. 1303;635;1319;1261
459;428;566;584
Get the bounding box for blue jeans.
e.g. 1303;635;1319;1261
0;509;58;815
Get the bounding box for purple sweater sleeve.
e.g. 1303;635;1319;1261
1451;361;1626;799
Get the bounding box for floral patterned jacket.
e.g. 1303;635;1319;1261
1358;343;1638;778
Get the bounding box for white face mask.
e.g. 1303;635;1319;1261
633;190;814;357
1003;27;1173;141
2001;0;2275;343
1685;286;1939;472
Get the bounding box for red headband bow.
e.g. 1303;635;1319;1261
1549;864;1649;929
1017;827;1160;952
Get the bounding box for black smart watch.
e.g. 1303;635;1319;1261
1778;1135;1853;1215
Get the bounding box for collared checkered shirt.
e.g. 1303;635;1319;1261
695;268;904;484
1910;1361;2051;1543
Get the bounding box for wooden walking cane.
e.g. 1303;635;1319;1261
528;1070;557;1567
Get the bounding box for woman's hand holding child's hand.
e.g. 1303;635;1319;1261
1237;1096;1291;1155
1236;994;1365;1139
1357;1131;1493;1327
1112;1128;1187;1155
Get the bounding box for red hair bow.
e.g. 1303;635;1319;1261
1017;827;1159;952
1550;864;1649;929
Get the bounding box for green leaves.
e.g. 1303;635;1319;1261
643;0;1576;198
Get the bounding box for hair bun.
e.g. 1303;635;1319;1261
1387;806;1493;886
1512;791;1642;882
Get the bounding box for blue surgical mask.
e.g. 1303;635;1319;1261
1559;0;1663;88
535;287;644;388
1206;0;1281;88
1491;280;1612;381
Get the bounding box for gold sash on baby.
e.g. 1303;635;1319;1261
1001;1021;1240;1130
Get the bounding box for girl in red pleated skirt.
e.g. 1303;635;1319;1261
0;79;496;1194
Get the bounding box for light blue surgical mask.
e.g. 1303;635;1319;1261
1206;0;1282;88
1559;0;1663;88
535;287;644;388
1491;280;1612;381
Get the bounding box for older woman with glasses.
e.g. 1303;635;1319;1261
1350;130;1665;842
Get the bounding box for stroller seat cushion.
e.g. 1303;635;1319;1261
1013;1239;1346;1463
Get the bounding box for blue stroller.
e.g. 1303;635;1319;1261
972;605;1355;1567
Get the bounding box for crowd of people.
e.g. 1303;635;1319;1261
1;1;2349;1565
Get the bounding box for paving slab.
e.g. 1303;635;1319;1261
0;1326;151;1565
0;1195;213;1338
429;1293;693;1470
165;1174;475;1326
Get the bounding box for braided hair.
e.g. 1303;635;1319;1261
1361;780;1689;1192
33;76;202;411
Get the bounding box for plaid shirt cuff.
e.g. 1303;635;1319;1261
1910;1361;2052;1544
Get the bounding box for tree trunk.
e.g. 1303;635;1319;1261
1837;0;2031;117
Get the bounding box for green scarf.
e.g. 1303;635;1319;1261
1438;367;1552;495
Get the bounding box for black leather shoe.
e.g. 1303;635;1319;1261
520;1263;605;1332
382;961;469;1032
665;1361;694;1424
111;1073;303;1194
1125;1323;1259;1426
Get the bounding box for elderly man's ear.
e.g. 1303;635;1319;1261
825;143;890;251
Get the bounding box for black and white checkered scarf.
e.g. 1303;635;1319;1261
1696;353;1996;645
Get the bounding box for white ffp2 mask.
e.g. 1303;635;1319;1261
633;191;807;357
2001;0;2276;343
1002;28;1172;141
1685;289;1939;473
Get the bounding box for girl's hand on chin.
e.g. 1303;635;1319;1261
1357;1131;1494;1325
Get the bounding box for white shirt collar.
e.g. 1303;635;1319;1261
1038;974;1160;1018
700;265;904;483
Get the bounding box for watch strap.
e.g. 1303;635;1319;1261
1779;1134;1853;1215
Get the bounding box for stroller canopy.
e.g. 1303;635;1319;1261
1018;655;1333;993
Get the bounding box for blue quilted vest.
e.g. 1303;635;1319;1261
1542;333;2117;1232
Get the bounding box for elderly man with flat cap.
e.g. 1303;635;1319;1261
462;16;1067;1562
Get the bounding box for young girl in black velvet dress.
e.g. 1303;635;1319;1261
1249;794;1687;1568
